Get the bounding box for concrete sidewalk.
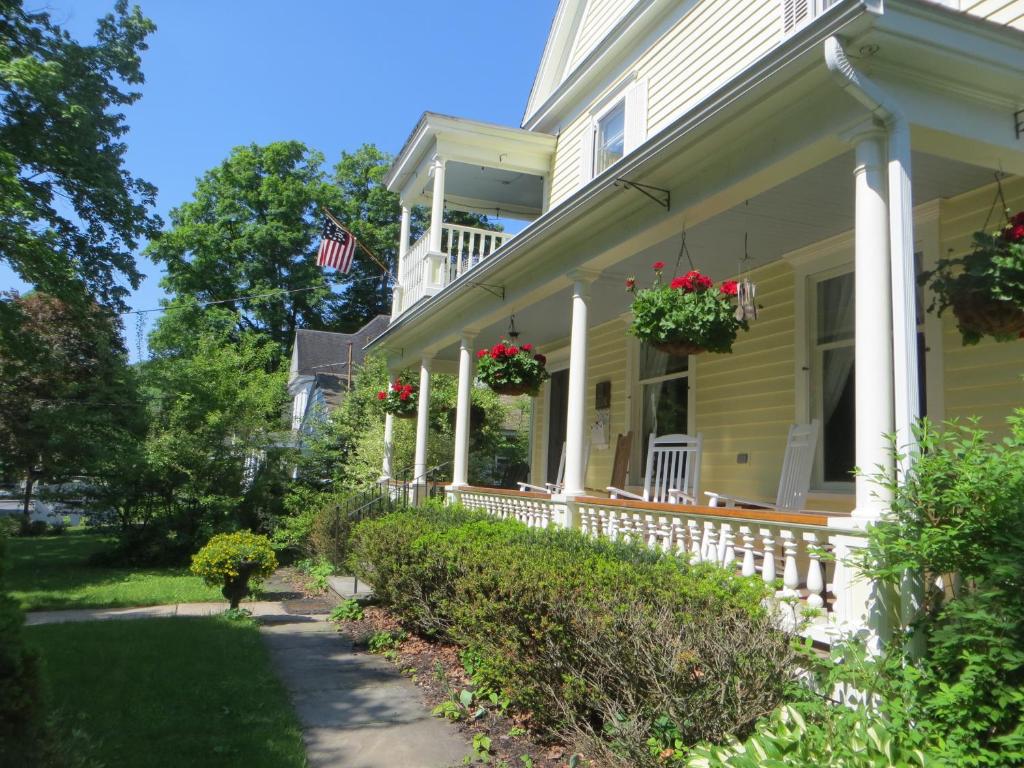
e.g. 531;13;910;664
262;619;472;768
24;600;288;626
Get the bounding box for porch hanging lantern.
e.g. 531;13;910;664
625;231;751;356
377;378;419;418
922;180;1024;345
475;329;550;397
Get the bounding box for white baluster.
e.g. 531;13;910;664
720;524;736;569
740;526;756;577
701;521;717;562
781;531;799;598
688;519;702;561
761;528;777;586
804;532;825;611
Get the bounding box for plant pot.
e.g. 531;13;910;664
951;290;1024;340
489;382;536;396
651;339;706;357
222;560;259;610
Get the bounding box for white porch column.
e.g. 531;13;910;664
853;132;895;521
413;356;432;490
452;334;476;488
563;272;595;498
380;413;395;481
428;157;445;252
392;204;412;318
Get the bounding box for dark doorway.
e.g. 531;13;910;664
547;369;569;483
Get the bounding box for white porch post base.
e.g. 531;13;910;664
451;333;476;487
413;357;432;504
563;273;595;497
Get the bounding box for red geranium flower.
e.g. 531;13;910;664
506;345;519;356
670;276;690;291
399;391;409;401
377;391;387;400
625;277;636;290
392;382;402;392
720;280;738;296
402;384;413;394
477;349;488;359
652;261;665;271
1012;224;1024;242
491;343;506;359
533;353;546;365
522;343;533;352
1014;210;1024;226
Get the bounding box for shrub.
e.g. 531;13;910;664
348;506;794;764
295;556;334;593
329;599;364;622
191;531;277;609
0;536;45;765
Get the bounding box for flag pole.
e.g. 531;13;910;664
320;207;395;282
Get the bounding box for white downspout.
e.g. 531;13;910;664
825;36;923;654
824;36;919;465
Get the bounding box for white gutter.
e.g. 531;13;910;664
824;35;919;463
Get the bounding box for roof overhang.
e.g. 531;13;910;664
370;0;1024;364
383;112;556;212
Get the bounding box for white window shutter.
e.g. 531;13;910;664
782;0;811;35
579;121;595;185
624;78;648;153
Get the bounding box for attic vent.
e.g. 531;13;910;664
782;0;812;34
782;0;839;35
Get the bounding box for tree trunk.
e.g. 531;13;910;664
21;471;34;532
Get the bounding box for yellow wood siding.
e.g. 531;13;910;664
549;0;781;207
961;0;1024;30
567;0;640;73
939;176;1024;437
583;318;631;490
695;260;796;503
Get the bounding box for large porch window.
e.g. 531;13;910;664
811;258;927;488
638;345;690;473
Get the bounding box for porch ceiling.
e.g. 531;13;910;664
427;161;545;218
425;149;997;364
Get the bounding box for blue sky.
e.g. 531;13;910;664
2;0;557;357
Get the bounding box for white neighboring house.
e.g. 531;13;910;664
365;0;1024;645
288;316;391;440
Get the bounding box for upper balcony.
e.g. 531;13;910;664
385;113;555;318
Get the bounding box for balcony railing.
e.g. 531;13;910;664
450;486;868;644
396;223;511;315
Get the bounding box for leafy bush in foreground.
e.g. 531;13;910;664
348;504;795;765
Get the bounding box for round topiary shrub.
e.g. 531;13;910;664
190;531;277;609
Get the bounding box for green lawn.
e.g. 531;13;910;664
28;617;307;768
7;529;221;610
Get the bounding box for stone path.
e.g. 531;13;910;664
25;574;472;768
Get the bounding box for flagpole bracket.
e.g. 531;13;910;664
614;179;670;212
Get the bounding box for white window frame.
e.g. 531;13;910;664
580;77;647;184
629;337;696;484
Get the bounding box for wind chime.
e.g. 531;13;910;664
735;201;759;323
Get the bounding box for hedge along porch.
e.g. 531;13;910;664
366;19;1024;645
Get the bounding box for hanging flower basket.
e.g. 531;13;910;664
922;211;1024;345
476;340;549;397
626;262;750;356
377;379;418;418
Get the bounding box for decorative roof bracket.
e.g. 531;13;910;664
614;178;670;211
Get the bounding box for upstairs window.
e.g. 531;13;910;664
594;101;626;175
581;79;647;183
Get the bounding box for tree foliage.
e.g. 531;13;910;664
0;292;145;527
0;0;159;311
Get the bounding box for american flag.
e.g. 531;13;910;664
316;217;357;272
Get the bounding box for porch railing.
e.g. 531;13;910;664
396;224;511;315
452;486;868;644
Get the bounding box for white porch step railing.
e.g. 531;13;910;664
452;487;868;643
396;224;511;315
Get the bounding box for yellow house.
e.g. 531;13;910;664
367;0;1024;643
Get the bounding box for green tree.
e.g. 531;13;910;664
0;292;146;529
148;141;343;354
0;0;159;311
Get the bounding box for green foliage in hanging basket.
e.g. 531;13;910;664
377;379;418;417
922;211;1024;345
627;263;748;355
476;339;549;397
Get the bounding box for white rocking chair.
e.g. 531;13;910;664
518;442;590;494
608;432;703;505
705;420;819;512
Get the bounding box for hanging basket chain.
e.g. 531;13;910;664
673;228;696;277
